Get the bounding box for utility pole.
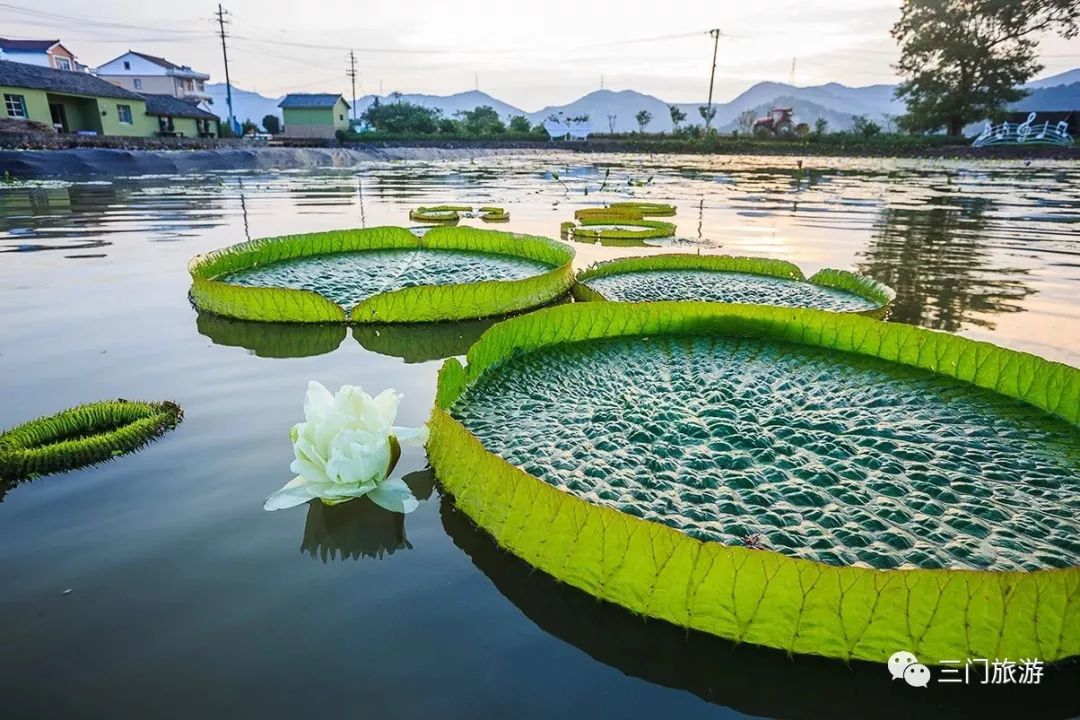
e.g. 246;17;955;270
600;74;604;90
216;4;235;133
705;28;720;131
789;57;797;86
474;72;479;91
347;50;358;122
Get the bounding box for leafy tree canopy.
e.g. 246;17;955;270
360;99;441;134
456;105;506;135
892;0;1080;135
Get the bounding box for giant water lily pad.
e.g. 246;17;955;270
574;254;894;314
427;302;1080;665
188;226;574;323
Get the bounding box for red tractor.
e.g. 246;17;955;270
753;107;796;137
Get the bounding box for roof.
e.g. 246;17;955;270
97;50;208;78
279;93;349;109
0;38;59;53
142;94;218;120
128;50;180;70
0;59;143;100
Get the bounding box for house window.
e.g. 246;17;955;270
4;94;27;119
54;57;72;71
339;114;344;120
133;79;142;89
123;61;130;70
117;104;133;124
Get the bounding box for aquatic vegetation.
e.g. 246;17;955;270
353;318;496;363
565;218;677;241
188;226;575;323
564;201;678;242
0;400;183;481
574;254;894;314
607;201;675;216
428;301;1080;665
409;205;510;223
301;471;435;562
265;381;428;513
196;312;348;358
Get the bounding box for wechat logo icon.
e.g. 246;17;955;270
888;651;931;688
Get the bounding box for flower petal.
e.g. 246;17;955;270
304;381;334;420
392;424;429;447
371;389;402;427
366;477;419;514
264;476;320;511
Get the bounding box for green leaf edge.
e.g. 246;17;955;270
428;301;1080;665
571;254;895;314
188;225;574;323
568;218;676;240
0;399;183;481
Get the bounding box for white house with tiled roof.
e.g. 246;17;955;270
0;38;81;71
96;51;211;104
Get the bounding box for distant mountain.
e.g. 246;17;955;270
529;89;677;133
206;83;283;124
206;67;1078;134
1027;69;1080;89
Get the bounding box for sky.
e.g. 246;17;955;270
2;0;1077;109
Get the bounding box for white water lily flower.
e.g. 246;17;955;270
264;381;428;513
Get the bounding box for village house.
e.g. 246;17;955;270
0;60;218;138
95;51;212;105
278;93;350;138
0;38;82;71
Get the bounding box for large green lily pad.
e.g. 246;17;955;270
574;255;894;314
188;226;575;323
427;302;1080;665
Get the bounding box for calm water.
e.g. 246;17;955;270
0;153;1077;720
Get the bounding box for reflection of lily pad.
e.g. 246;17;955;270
440;495;1080;720
353;319;496;363
300;470;435;562
573;254;894;314
0;399;183;482
196;311;347;358
429;302;1080;665
189;226;574;323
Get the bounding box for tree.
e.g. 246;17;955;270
606;114;617;133
456;105;506;135
635;109;652;133
668;104;686;131
814;117;829;135
737;109;756;135
360;99;440;133
508;115;531;132
438;118;459;134
892;0;1080;136
240;118;258;135
261;114;281;134
699;105;718;129
852;114;882;137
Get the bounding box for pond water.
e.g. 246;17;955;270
1;152;1078;719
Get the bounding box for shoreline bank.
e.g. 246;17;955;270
1;140;1075;178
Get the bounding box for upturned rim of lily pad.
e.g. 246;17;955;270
188;225;574;324
571;253;896;315
427;301;1079;666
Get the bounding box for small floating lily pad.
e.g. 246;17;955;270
188;226;574;323
427;302;1080;665
574;254;894;314
410;205;509;223
0;399;183;481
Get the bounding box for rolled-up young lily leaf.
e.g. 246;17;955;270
0;399;183;482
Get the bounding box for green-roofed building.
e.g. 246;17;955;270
278;93;350;139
